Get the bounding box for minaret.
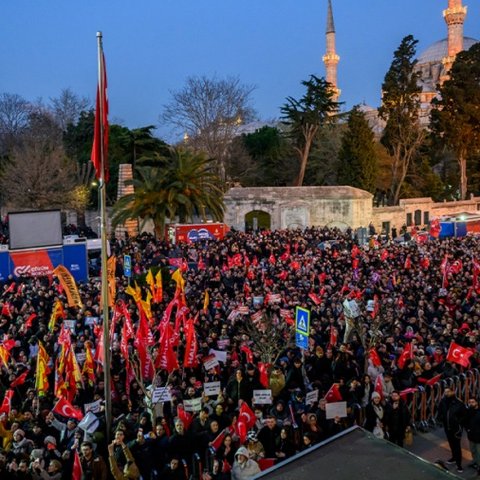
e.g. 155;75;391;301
322;0;340;101
442;0;467;78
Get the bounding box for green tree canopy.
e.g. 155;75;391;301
112;147;225;237
281;75;340;186
337;106;378;193
379;35;425;205
431;43;480;200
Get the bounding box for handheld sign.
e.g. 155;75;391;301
295;306;310;350
123;255;132;278
253;389;273;405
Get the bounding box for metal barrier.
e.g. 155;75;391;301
403;368;480;432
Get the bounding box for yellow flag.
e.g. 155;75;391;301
48;300;64;332
35;343;50;396
171;268;185;292
203;290;210;311
125;282;142;303
53;265;83;308
107;256;117;307
0;344;10;367
146;269;154;293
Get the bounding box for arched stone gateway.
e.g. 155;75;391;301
223;186;373;231
245;210;271;231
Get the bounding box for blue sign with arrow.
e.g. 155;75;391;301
295;306;310;350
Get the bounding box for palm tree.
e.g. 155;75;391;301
112;147;225;237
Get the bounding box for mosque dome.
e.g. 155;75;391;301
417;36;478;65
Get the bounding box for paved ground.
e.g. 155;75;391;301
408;427;478;479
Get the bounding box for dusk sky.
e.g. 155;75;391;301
1;1;479;141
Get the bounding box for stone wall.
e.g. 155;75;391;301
223;186;480;234
224;186;373;231
371;196;480;234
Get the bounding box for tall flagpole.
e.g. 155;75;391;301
96;31;112;442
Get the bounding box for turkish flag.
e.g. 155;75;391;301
52;397;84;420
210;429;226;450
368;349;382;367
258;362;270;388
72;449;83;480
24;313;37;331
324;383;342;403
91;51;109;182
418;374;442;386
329;326;338;347
429;219;441;238
177;405;193;430
240;345;254;363
374;375;384;401
380;250;388;262
404;256;411;269
397;342;413;369
308;292;321;305
0;389;14;414
447;342;474;368
239;402;256;429
10;371;28;388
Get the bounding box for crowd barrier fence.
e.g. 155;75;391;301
402;368;480;432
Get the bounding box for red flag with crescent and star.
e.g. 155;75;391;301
446;342;474;368
52;397;84;420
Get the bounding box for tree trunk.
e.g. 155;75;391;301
459;152;467;200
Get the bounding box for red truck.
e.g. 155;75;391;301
165;223;229;244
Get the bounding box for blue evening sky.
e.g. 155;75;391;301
1;0;479;141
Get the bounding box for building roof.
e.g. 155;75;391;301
224;186;373;201
253;427;453;480
417;36;478;65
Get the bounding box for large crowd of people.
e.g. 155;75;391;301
0;226;479;479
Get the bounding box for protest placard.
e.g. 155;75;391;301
204;381;221;397
209;349;227;363
203;355;219;370
84;399;102;414
305;389;319;406
64;320;76;333
217;339;230;350
325;401;347;419
253;389;273;405
152;387;172;404
184;397;202;413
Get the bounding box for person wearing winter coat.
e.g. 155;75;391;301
437;387;467;473
463;397;480;473
384;391;410;447
231;446;260;480
364;392;385;437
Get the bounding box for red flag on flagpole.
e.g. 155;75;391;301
10;370;28;388
397;342;413;369
72;449;83;480
446;342;474;368
368;349;382;367
374;374;384;401
52;397;84;420
324;383;342;403
239;402;256;429
177;405;193;430
91;45;109;182
210;429;227;451
0;389;14;414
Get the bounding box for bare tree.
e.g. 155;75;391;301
50;88;91;131
0;93;32;155
242;311;295;365
0;137;84;211
161;75;256;181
